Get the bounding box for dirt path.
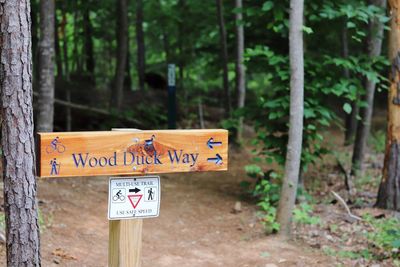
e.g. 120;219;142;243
0;150;332;267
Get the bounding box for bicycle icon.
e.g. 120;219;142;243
46;136;66;154
112;189;126;202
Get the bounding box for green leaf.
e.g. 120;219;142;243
392;239;400;248
302;26;313;34
343;103;352;114
262;1;274;12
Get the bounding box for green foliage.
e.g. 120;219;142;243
364;214;400;259
293;203;321;225
244;167;281;233
368;130;386;153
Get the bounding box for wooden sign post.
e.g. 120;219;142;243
37;129;228;267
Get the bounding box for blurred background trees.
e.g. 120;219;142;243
32;0;396;237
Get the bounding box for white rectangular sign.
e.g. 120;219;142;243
108;176;160;220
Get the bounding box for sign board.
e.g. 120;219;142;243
108;176;160;220
37;129;228;178
168;64;176;87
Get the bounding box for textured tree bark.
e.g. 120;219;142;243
235;0;246;141
377;0;400;210
37;0;55;132
352;0;387;175
113;0;129;109
216;0;231;117
277;0;304;237
0;0;41;265
136;0;146;91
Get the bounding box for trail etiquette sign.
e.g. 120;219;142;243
108;176;160;220
37;129;228;178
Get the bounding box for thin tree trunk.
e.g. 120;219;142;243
216;0;231;117
83;3;94;75
55;8;63;79
136;0;145;91
342;20;359;145
37;0;55;132
277;0;304;237
61;4;72;131
113;0;129;109
236;0;246;141
72;1;81;73
198;97;205;129
376;0;400;210
0;0;41;265
125;40;132;91
352;0;387;175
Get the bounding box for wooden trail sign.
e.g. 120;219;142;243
37;129;228;178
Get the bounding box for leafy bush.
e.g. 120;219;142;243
365;214;400;259
293;202;321;225
244;166;281;233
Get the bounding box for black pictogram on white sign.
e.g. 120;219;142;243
144;187;157;202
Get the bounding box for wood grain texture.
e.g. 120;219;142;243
109;219;143;267
37;129;228;178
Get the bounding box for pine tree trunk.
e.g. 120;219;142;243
37;0;55;132
236;0;246;141
0;0;41;265
376;0;400;210
216;0;231;117
136;0;145;91
352;0;387;175
277;0;304;237
113;0;129;109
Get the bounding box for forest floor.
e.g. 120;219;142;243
0;146;333;267
0;126;397;266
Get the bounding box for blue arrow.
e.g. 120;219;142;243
207;138;222;149
207;154;223;165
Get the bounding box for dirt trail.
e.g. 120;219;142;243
1;150;332;267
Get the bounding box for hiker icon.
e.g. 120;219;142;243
46;136;66;154
50;158;61;175
112;188;126;202
145;187;157;202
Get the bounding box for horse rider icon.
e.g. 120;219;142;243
50;158;60;175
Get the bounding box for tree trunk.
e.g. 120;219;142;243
0;0;41;265
236;0;246;141
342;19;358;145
61;4;72;131
352;0;387;175
216;0;231;117
112;0;129;109
37;0;55;132
376;0;400;210
276;0;304;237
83;3;95;75
136;0;145;91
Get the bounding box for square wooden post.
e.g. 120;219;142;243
108;219;143;267
109;128;143;267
